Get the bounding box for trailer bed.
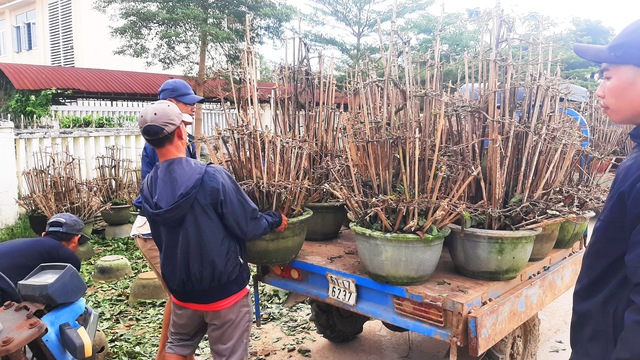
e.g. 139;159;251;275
257;229;583;356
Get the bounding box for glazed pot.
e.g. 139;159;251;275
447;225;539;281
528;219;563;261
351;224;450;285
28;213;48;235
100;204;132;225
304;202;348;241
554;211;595;249
93;255;133;282
246;208;313;266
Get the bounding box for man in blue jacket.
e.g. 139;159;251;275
132;78;204;360
570;19;640;359
137;100;287;360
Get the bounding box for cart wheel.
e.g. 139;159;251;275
309;300;369;343
485;315;539;360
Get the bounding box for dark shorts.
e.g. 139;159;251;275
166;294;252;359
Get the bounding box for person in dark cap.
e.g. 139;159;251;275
137;100;287;360
570;19;640;360
0;213;88;286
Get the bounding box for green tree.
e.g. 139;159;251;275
303;0;434;69
551;19;614;89
94;0;294;137
3;89;61;128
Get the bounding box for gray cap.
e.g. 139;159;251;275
46;213;90;244
138;100;184;140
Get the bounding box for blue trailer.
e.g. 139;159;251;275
254;230;583;359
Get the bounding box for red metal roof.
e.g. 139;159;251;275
0;63;276;101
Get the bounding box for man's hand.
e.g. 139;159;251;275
274;213;288;233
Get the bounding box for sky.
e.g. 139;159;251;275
434;0;638;33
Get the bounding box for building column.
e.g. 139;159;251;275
0;121;19;227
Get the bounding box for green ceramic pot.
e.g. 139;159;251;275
351;224;449;285
528;219;563;261
246;208;313;266
304;202;348;241
554;211;595;249
100;204;132;225
448;225;539;281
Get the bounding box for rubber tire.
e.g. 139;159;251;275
485;315;540;360
382;321;408;332
309;300;369;343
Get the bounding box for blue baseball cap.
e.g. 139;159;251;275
158;79;204;105
574;19;640;67
46;213;90;244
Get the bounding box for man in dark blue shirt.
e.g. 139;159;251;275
570;19;640;359
0;213;89;286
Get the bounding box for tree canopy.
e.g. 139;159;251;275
94;0;294;139
302;0;434;68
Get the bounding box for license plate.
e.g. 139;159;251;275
327;274;357;306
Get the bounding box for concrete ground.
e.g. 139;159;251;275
250;287;573;359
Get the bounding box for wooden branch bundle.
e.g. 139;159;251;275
94;145;140;205
17;147;103;221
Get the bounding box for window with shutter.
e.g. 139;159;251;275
13;9;36;53
48;0;74;66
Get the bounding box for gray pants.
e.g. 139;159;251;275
166;294;252;359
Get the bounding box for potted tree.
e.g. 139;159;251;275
444;14;604;279
18;148;103;234
95;146;140;226
325;38;475;286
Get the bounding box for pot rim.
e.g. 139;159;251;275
304;202;345;208
350;223;451;240
563;210;596;221
288;208;314;224
448;224;542;237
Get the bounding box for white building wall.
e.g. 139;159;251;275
0;0;48;64
0;121;19;227
0;0;179;74
72;0;177;73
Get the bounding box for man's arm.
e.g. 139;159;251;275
613;184;640;359
141;143;159;180
58;247;82;273
209;166;282;241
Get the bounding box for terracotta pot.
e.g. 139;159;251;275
448;225;539;281
246;208;313;266
351;224;449;285
304;202;348;241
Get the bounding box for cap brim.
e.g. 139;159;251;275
175;94;205;105
182;113;194;125
78;234;91;245
573;43;611;64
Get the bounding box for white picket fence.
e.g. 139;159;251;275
4;99;240;136
14;128;146;195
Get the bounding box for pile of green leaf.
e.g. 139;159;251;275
81;236;315;359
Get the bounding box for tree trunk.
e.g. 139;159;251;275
195;30;208;159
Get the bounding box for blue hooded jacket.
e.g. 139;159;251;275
133;135;197;210
139;157;282;304
570;126;640;359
